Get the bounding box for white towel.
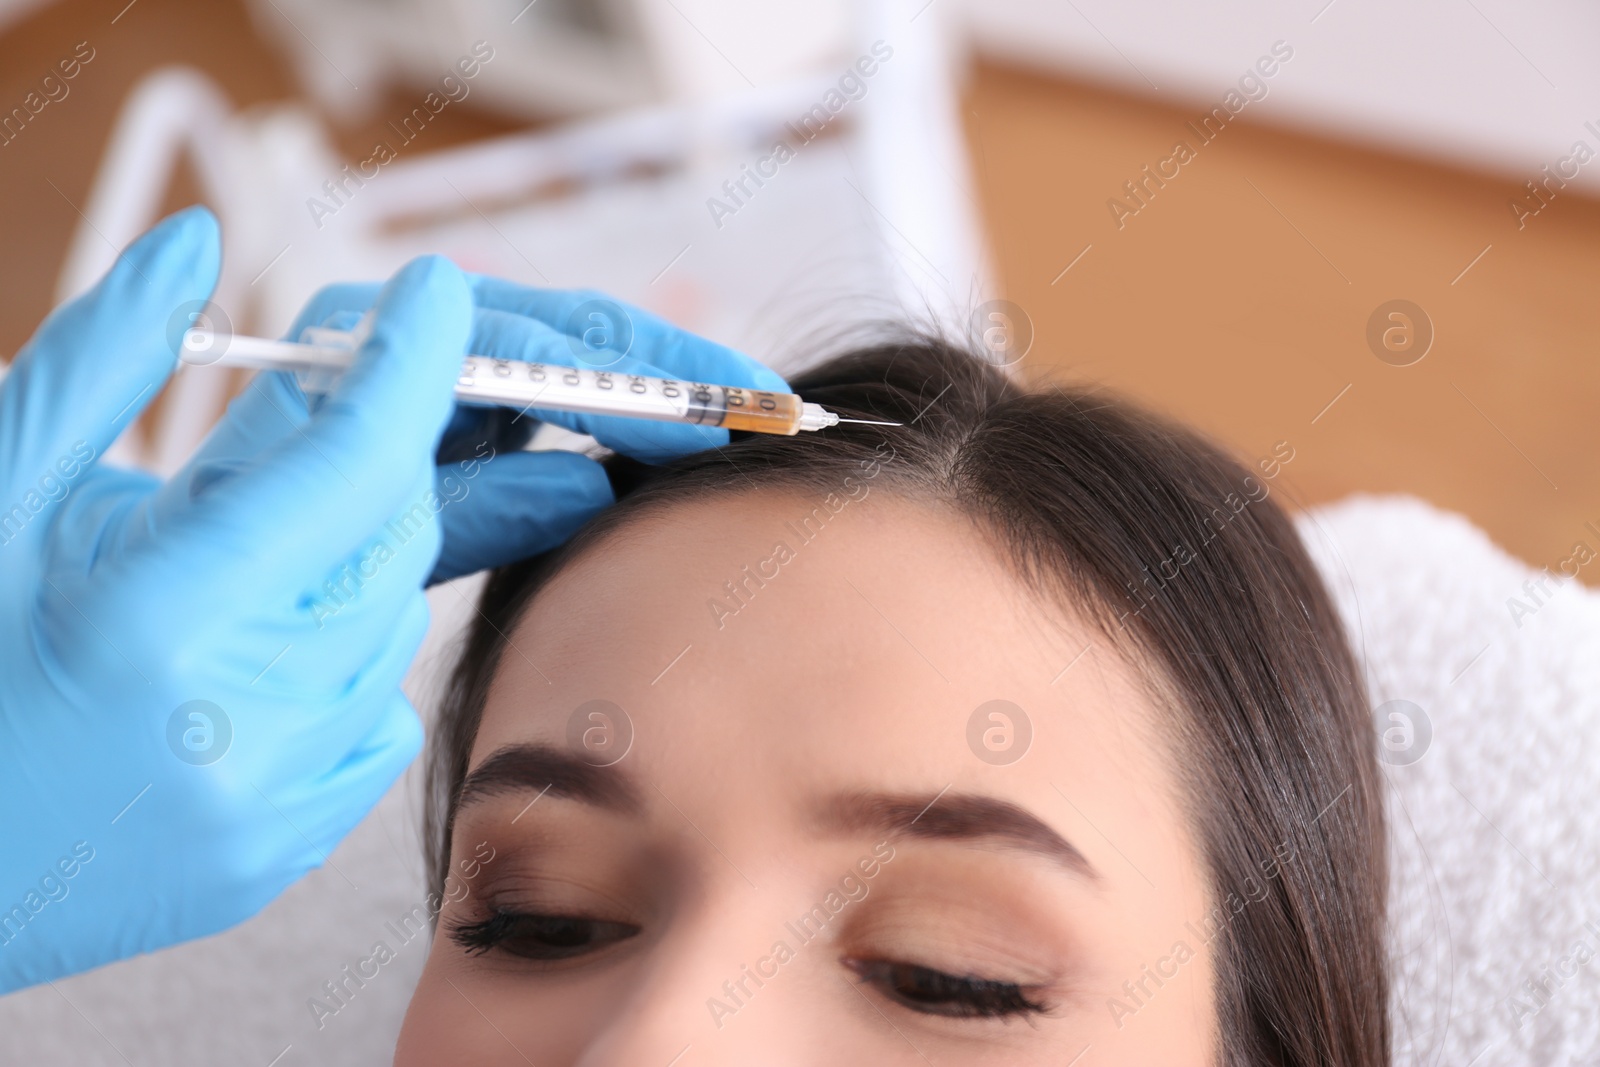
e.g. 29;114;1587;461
1298;495;1600;1066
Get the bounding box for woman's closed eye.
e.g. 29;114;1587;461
845;957;1052;1020
448;908;641;961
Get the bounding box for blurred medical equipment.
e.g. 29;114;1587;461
248;0;656;120
245;0;846;120
185;324;899;434
55;0;985;479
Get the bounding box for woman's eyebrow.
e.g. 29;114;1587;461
815;790;1100;881
456;743;644;815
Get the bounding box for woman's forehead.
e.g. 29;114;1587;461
471;489;1184;845
500;490;1092;706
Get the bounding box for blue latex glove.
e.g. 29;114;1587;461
0;208;478;991
271;275;791;582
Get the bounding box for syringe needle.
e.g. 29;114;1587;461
835;418;903;426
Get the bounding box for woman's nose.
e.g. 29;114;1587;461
571;900;863;1067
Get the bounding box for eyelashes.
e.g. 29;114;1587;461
449;910;1050;1022
448;908;641;961
846;958;1051;1019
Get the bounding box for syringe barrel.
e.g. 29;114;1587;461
184;327;813;435
455;356;804;434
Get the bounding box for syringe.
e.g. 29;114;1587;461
181;327;898;436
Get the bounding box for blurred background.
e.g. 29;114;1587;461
0;0;1595;1063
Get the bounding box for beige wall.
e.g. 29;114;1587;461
965;62;1600;572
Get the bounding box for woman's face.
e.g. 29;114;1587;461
397;490;1216;1065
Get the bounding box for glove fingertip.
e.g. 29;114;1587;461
381;696;425;767
133;205;221;283
285;282;384;340
534;448;615;502
426;450;615;584
347;693;425;773
384;255;472;322
351;255;473;415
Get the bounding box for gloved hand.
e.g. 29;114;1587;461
0;207;476;991
263;274;791;581
0;207;792;992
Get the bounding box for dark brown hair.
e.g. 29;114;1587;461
425;338;1388;1066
